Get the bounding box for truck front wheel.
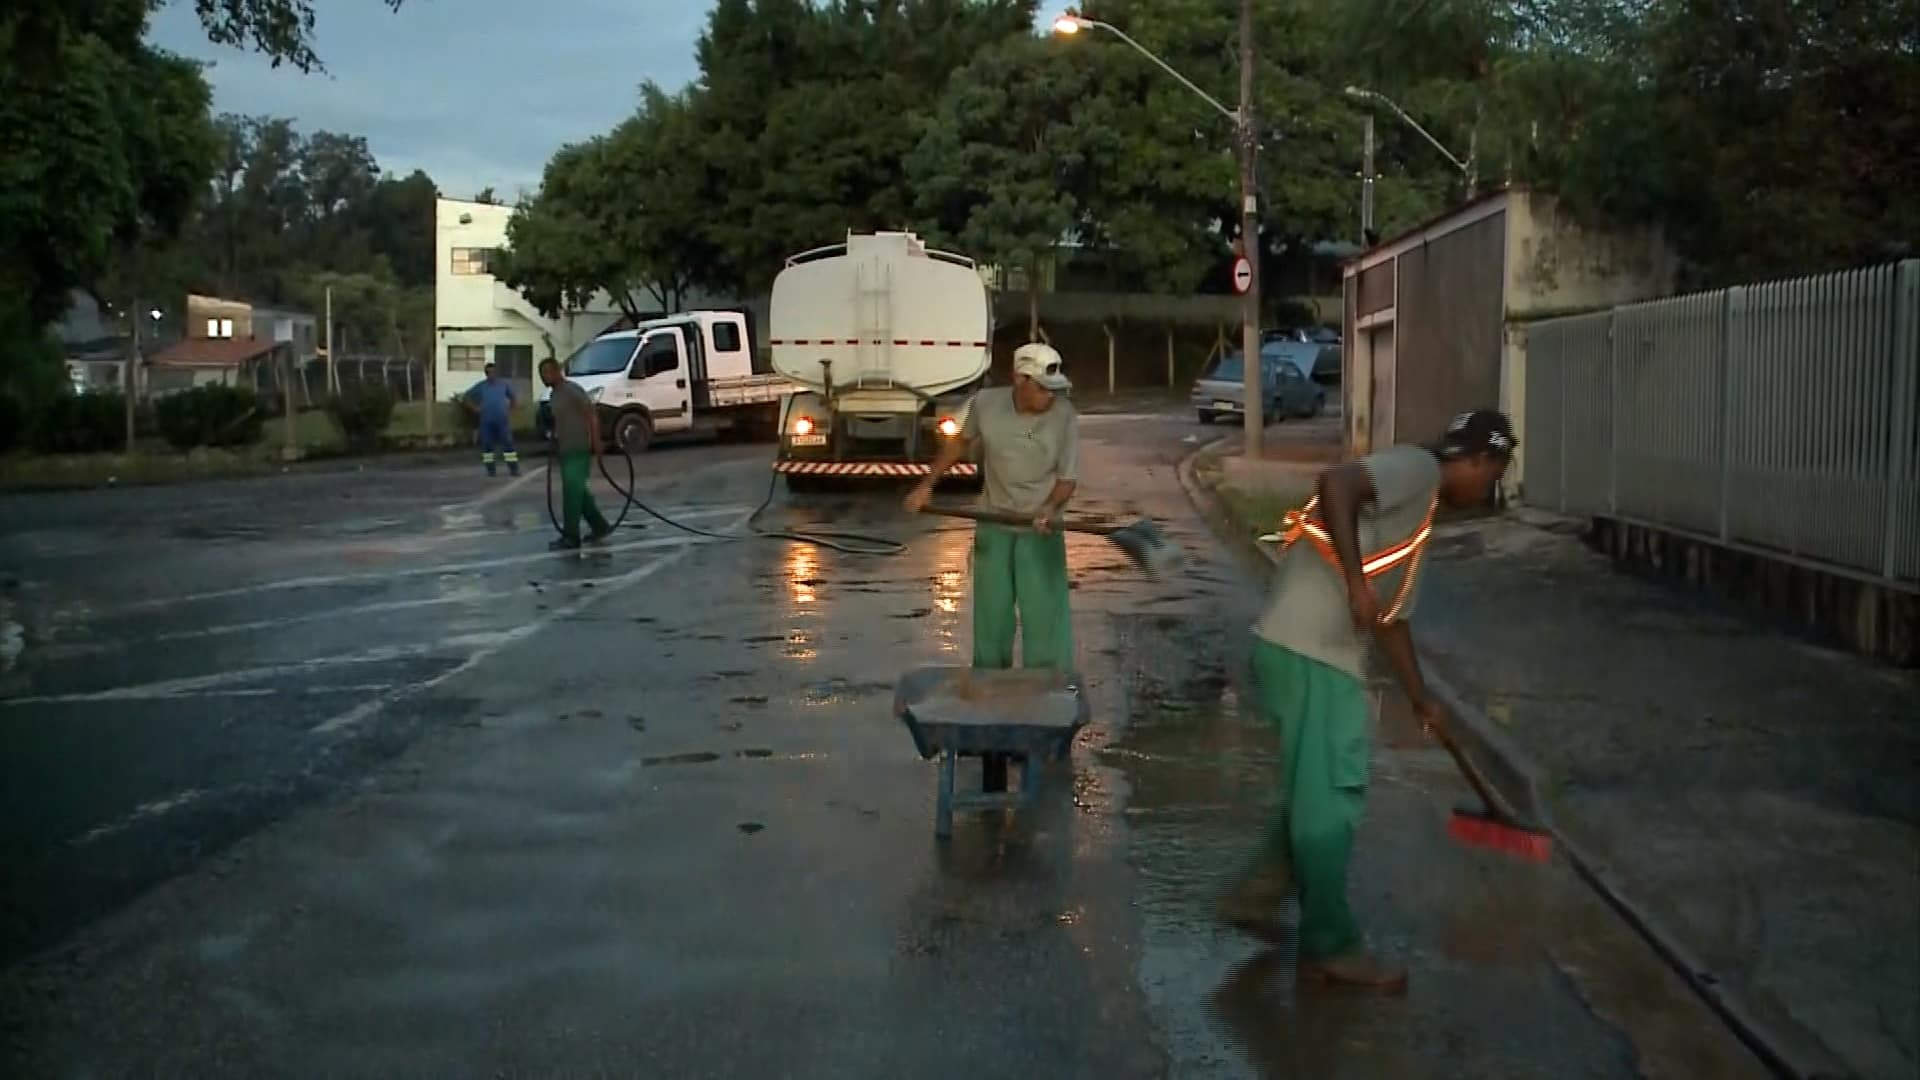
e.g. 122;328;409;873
613;412;652;454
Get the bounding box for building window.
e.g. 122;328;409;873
450;247;496;275
448;345;488;371
493;344;533;381
206;317;234;339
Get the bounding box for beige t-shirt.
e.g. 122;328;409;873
1252;445;1442;679
963;387;1080;516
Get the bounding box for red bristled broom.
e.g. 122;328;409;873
1432;727;1554;862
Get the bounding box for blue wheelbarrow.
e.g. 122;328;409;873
894;666;1090;838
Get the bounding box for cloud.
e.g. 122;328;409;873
148;0;711;197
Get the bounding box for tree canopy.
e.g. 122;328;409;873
1;0;414;392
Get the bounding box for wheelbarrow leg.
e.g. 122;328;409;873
935;749;956;839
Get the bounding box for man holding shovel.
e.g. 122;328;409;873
906;343;1080;788
1219;409;1515;993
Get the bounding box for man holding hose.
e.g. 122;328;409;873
539;357;614;551
1219;409;1515;993
906;343;1079;789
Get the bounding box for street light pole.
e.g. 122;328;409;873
1345;85;1473;196
125;300;140;452
1052;9;1261;453
1361;114;1376;244
1236;0;1262;460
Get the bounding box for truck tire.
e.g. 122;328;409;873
613;411;652;454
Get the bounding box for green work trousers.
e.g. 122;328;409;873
1250;637;1369;960
971;522;1074;671
559;451;611;544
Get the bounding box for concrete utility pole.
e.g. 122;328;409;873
1361;114;1376;245
325;284;336;396
125;300;140;452
1237;0;1262;460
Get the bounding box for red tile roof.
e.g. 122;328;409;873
146;337;283;368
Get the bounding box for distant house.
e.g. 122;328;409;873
55;292;132;393
249;305;320;367
141;294;312;396
143;337;288;394
434;197;625;401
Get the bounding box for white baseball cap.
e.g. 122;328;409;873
1012;342;1072;392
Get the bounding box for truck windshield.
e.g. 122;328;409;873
565;337;638;377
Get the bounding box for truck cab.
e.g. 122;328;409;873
538;310;783;452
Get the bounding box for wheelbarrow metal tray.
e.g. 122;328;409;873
894;666;1089;761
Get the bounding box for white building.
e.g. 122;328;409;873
433;197;628;400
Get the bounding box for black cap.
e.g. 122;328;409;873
1438;409;1516;460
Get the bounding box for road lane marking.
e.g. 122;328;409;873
309;507;756;736
437;464;547;514
75;788;210;846
100;506;749;613
1;634;522;705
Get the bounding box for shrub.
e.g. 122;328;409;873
28;391;128;454
153;385;264;450
328;383;397;450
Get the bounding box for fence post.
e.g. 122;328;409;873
1166;325;1176;388
1718;286;1745;542
1606;314;1619;516
1556;328;1567;514
1884;260;1919;580
1105;322;1116;395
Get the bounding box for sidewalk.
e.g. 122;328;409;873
1416;512;1920;1080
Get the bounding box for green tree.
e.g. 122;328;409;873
502;85;718;320
908;35;1115;334
689;0;1036;291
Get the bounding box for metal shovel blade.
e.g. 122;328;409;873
1107;518;1182;577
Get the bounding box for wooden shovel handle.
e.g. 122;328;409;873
919;505;1117;536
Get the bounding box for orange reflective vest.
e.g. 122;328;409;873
1273;493;1438;624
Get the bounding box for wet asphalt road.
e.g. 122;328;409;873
0;414;1764;1076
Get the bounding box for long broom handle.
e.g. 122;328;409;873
919;505;1118;536
1432;726;1528;826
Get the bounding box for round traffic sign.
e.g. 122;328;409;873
1231;256;1253;295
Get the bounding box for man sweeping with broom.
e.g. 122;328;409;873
1218;409;1515;993
905;343;1079;791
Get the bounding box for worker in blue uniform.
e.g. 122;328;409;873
465;362;519;477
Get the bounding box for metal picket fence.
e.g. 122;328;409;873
1523;260;1920;588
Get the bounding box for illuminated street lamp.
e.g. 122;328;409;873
1053;7;1265;456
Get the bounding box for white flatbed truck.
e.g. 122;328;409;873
537;310;797;452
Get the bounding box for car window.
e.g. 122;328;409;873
1206;354;1245;382
565;336;639;376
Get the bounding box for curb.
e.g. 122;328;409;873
1172;440;1832;1080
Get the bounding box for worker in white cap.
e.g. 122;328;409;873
908;342;1080;787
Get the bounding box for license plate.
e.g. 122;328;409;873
1214;400;1239;411
789;434;827;447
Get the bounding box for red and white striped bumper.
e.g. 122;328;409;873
773;461;980;478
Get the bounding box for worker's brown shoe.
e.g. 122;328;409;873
1214;862;1292;942
1299;951;1408;995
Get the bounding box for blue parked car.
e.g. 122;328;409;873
1191;342;1329;425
